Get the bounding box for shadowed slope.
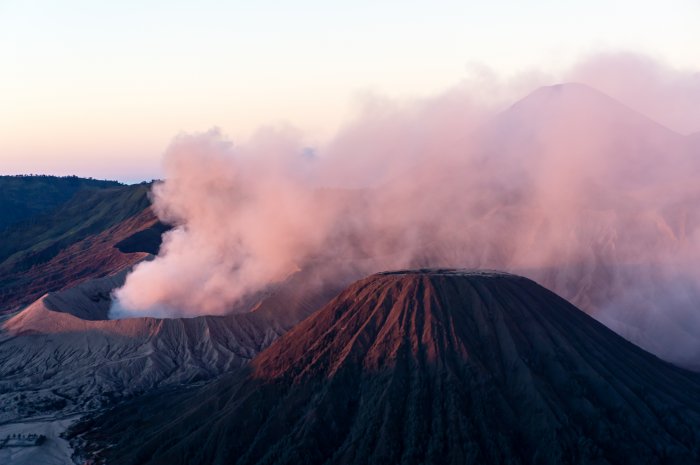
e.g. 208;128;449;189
79;270;700;465
0;175;121;230
0;182;162;313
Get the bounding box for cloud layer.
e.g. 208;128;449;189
111;53;700;367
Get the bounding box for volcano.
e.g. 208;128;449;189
75;269;700;465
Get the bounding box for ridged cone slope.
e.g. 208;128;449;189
85;270;700;465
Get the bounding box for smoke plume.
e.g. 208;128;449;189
111;53;700;367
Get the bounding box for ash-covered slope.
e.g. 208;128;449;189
0;263;345;422
0;278;286;423
78;270;700;465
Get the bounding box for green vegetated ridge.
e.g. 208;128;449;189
0;176;156;311
0;175;122;230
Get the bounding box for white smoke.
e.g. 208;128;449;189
111;53;700;368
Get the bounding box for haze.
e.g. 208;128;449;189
2;0;699;180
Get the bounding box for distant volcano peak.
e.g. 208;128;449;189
504;81;679;137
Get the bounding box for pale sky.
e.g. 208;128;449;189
1;0;698;181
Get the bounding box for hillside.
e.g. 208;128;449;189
0;175;121;230
73;270;700;465
0;178;167;313
0;261;348;422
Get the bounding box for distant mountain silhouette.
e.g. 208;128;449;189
382;83;700;367
0;175;121;230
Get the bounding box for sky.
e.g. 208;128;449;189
1;0;699;181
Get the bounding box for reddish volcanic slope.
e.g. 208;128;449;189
0;183;164;313
78;270;700;465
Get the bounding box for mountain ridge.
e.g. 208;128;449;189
0;181;162;313
0;175;123;230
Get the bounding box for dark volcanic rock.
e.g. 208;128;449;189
79;269;700;465
115;221;172;254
